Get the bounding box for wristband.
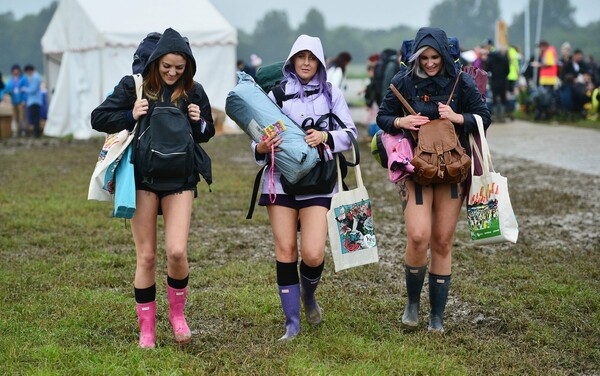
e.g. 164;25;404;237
322;131;329;144
394;117;401;129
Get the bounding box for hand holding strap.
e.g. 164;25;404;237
388;71;462;139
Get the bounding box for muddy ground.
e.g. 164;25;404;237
1;122;599;373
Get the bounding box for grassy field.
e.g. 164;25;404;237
0;134;599;375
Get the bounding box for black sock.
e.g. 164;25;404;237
276;260;299;286
167;275;189;289
134;284;156;304
300;260;324;280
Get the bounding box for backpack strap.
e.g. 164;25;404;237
414;183;423;205
388;71;462;140
445;71;462;106
388;84;418;140
272;84;320;108
450;183;458;199
272;85;286;108
320;112;360;167
413;183;456;205
246;165;267;219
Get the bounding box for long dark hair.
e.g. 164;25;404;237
328;51;352;73
144;52;194;104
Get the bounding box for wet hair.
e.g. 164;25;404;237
144;52;194;104
408;46;445;78
283;51;332;106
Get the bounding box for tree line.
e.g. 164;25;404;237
2;0;599;77
0;2;56;77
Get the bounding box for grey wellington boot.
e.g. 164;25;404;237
428;274;451;333
401;264;427;328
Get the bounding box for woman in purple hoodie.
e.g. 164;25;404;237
253;35;358;341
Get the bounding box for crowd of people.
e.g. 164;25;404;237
4;25;589;348
0;63;47;138
363;38;600;125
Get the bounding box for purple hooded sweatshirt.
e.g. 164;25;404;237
252;34;358;200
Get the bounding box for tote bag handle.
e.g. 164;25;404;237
130;73;143;134
336;129;363;189
469;114;495;177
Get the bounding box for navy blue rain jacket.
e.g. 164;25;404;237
376;27;491;153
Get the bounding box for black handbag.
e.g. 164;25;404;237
280;112;358;195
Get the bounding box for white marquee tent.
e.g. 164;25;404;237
41;0;237;139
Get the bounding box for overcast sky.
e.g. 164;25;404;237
2;0;599;30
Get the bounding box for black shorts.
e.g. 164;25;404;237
135;173;198;199
137;185;198;199
258;194;331;209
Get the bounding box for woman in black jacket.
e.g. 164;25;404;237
91;28;214;348
377;27;491;332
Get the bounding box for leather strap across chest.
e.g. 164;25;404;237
388;71;462;139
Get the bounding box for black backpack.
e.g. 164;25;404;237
135;102;196;191
132;32;162;74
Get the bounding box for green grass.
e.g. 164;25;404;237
0;135;598;375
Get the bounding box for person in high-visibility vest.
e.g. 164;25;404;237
536;40;559;88
507;45;521;119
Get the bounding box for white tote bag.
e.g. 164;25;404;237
327;132;379;271
88;74;143;202
467;115;519;244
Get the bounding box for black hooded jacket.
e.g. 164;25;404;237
91;28;214;144
376;27;491;152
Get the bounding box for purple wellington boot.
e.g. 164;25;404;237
278;284;301;341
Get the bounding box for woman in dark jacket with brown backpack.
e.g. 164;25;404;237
377;27;491;332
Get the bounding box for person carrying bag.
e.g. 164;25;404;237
88;74;143;203
91;28;215;348
376;27;491;333
249;34;359;341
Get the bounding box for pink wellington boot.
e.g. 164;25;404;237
136;301;156;348
167;285;192;344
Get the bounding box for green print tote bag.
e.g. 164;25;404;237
467;115;519;244
327;130;379;271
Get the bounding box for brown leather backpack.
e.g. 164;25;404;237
389;72;470;186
